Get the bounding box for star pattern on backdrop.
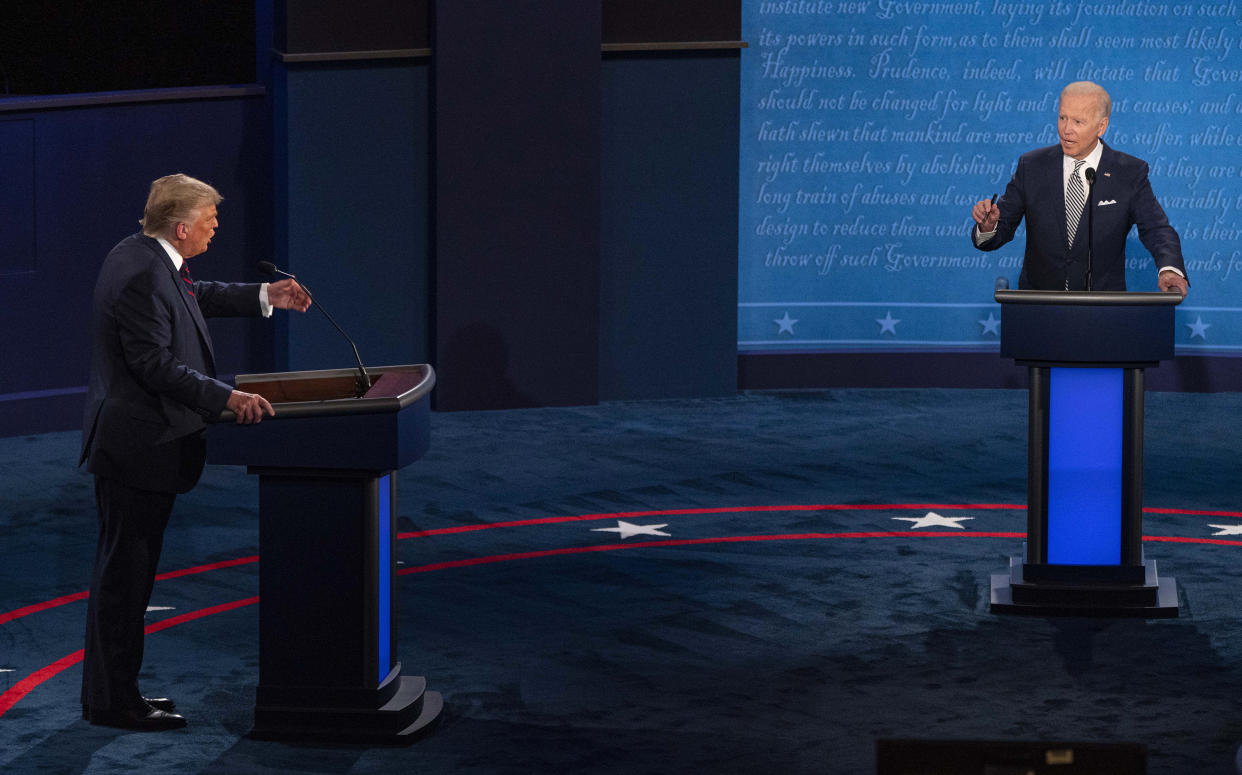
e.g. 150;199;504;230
978;312;1001;337
876;311;901;336
1186;316;1211;340
893;511;974;529
1207;523;1242;536
774;311;799;335
591;520;671;539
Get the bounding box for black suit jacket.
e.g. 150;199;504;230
81;233;262;493
971;142;1185;291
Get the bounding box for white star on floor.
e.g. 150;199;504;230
774;311;798;335
591;520;671;539
893;511;974;529
978;312;1001;337
876;311;901;335
1207;523;1242;536
1187;316;1211;340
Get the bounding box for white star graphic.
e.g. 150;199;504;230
145;606;175;613
591;520;671;540
876;311;901;336
1187;316;1211;340
1207;523;1242;536
0;669;14;673
774;311;798;335
893;511;974;529
978;312;1001;337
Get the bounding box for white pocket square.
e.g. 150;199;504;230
1098;199;1117;206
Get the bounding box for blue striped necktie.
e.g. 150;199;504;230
180;264;195;297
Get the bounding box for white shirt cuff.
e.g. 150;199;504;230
974;228;996;246
1158;266;1184;278
259;283;273;318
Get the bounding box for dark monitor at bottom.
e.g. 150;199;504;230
876;739;1146;775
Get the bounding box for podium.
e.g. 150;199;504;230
989;291;1182;617
206;363;443;742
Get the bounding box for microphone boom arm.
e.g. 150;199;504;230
1084;167;1096;292
259;262;372;396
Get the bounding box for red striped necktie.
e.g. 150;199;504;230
180;264;195;297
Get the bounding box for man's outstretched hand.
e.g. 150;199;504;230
268;279;312;312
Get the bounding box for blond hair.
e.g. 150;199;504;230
140;173;222;237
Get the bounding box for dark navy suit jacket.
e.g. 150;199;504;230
81;232;261;493
971;142;1186;291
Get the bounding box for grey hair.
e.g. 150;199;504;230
1060;81;1111;119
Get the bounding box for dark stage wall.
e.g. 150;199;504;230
4;4;1234;440
0;2;741;437
0;88;273;438
601;52;739;402
271;59;431;376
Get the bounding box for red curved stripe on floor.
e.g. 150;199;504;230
0;597;259;719
143;596;259;634
1143;535;1242;547
6;505;1007;625
0;650;85;719
398;530;1242;575
398;531;1030;574
1143;507;1242;518
3;503;1238;627
0;557;260;627
0;592;90;627
6;529;1242;720
155;556;259;581
396;504;1026;538
396;504;1242;539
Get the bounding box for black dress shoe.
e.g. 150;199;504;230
88;705;187;731
82;697;176;720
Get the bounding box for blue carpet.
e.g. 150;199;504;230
2;389;1242;773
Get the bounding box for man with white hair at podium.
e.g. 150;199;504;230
79;173;311;730
968;80;1188;297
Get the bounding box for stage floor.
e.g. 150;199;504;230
2;389;1241;773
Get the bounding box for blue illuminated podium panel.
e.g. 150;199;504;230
989;291;1181;617
1047;367;1123;566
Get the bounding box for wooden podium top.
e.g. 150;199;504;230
207;364;436;471
218;364;435;422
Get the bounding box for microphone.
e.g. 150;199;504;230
1084;167;1096;291
257;261;372;397
995;276;1010;291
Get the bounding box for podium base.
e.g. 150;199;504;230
250;676;443;744
990;556;1179;618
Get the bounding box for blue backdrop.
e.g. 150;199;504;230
739;1;1242;354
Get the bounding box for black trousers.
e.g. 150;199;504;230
81;475;176;714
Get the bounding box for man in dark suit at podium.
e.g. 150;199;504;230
79;173;311;730
969;81;1189;296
